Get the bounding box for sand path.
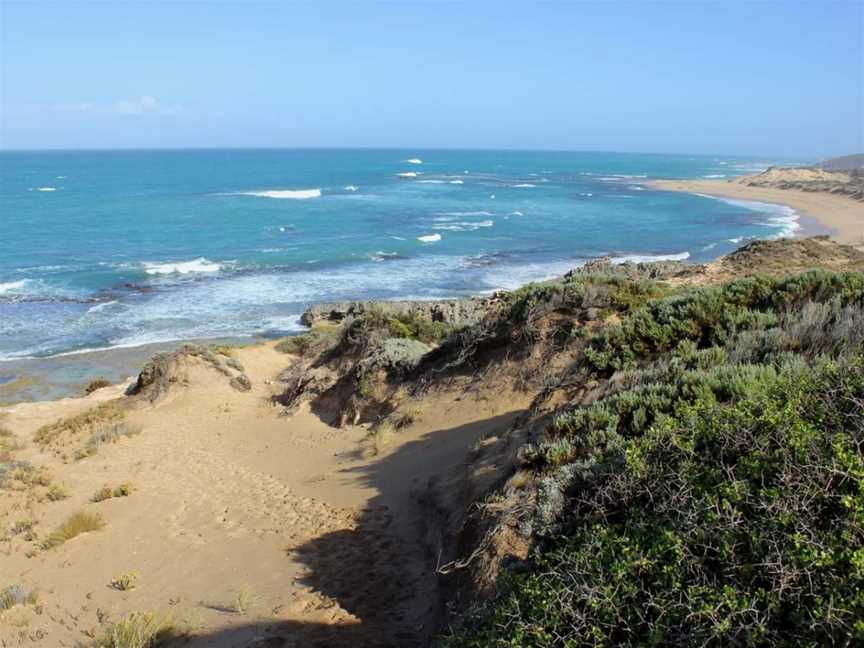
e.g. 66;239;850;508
1;343;524;646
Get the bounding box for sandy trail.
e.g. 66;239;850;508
1;342;525;647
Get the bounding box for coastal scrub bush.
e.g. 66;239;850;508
84;378;112;394
110;571;140;591
446;267;864;646
42;511;105;549
275;327;339;356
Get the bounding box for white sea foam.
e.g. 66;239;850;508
629;185;646;191
511;183;536;188
703;174;726;178
417;179;446;184
86;300;120;314
143;258;222;275
37;187;57;192
437;211;494;217
236;188;321;199
417;233;442;243
343;185;359;192
610;252;691;264
404;158;423;164
509;211;524;216
449;180;464;184
397;172;419;178
0;280;27;294
432;220;494;232
56;176;66;179
698;195;801;238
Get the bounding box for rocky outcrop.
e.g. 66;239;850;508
300;297;495;328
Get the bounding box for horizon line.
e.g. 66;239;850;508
0;144;822;161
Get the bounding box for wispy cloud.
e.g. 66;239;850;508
49;96;184;116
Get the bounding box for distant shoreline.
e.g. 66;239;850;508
653;179;863;248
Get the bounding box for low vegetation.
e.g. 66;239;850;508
75;421;141;459
91;610;187;648
92;483;133;502
445;269;864;646
0;585;39;612
41;511;105;550
34;401;126;448
84;378;112;394
110;571;140;591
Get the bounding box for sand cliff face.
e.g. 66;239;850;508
733;165;864;201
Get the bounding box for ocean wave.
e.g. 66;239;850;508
369;251;401;262
86;300;120;314
432;220;494;232
36;187;57;192
698;195;801;238
417;179;446;184
610;251;691;264
509;211;524;216
343;185;359;192
437;211;493;217
703;174;726;178
449;180;464;184
511;183;536;188
143;258;222;275
404;158;423;164
234;188;322;199
397;172;420;178
0;280;27;294
417;233;442;243
629;185;646;191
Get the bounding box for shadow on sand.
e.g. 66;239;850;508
182;411;522;648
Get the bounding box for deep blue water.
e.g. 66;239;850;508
0;149;806;360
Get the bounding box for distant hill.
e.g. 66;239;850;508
817;153;864;171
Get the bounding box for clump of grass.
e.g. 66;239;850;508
110;571;140;591
92;483;133;502
365;422;396;457
46;483;70;501
232;585;254;614
11;519;36;538
93;610;187;648
35;401;126;448
0;460;51;490
41;511;105;549
0;427;23;454
74;421;141;460
84;378;112;395
0;585;38;611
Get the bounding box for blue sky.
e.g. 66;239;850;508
1;1;861;157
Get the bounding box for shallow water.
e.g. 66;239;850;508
1;149;807;362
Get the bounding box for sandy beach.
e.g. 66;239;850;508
653;179;864;248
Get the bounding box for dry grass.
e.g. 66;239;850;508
92;483;133;503
93;610;187;648
45;483;70;501
34;401;126;448
84;378;112;394
0;585;39;612
365;422;396;457
75;422;141;460
0;460;52;490
110;571;140;591
41;511;105;550
231;585;255;614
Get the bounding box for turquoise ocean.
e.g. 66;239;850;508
0;149;808;362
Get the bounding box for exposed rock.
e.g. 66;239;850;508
300;297;494;328
229;374;252;392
